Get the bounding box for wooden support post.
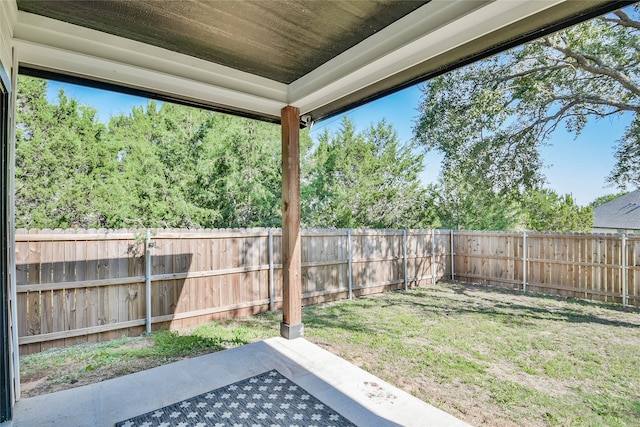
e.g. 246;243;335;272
280;106;303;339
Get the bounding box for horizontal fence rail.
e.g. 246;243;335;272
13;228;638;355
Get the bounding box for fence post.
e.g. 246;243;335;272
403;229;408;291
523;231;528;294
431;229;436;285
269;229;275;311
622;233;627;309
450;230;455;281
347;229;353;300
145;229;152;334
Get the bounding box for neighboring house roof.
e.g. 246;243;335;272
593;190;640;230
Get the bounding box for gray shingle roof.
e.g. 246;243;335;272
593;190;640;230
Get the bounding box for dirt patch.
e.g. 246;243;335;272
20;356;163;398
20;377;47;396
119;338;155;351
487;363;571;397
20;336;163;398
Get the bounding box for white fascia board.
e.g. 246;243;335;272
289;0;564;115
14;40;287;118
13;11;288;118
0;1;17;89
1;0;17;36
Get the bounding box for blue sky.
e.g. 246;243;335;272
47;80;630;206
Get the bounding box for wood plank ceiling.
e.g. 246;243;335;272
16;0;427;84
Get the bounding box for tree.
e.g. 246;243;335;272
433;181;593;232
610;117;640;188
432;171;523;231
103;101;216;228
304;117;439;229
194;113;311;228
15;76;113;228
590;191;629;208
16;76;308;230
105;102;299;228
524;190;593;232
414;4;640;195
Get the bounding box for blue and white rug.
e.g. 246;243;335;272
115;369;356;427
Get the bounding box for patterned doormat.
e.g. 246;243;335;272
116;369;357;427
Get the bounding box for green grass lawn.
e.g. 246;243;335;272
299;283;640;427
21;282;640;426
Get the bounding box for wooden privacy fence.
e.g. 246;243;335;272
15;228;640;355
453;231;640;307
14;228;452;354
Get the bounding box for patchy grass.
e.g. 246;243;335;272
296;283;640;427
21;282;640;426
20;319;276;397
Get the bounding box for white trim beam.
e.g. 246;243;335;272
13;11;288;120
0;0;16;88
8;0;613;121
10;0;579;121
288;0;564;114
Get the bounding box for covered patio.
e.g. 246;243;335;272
0;0;626;425
10;337;470;426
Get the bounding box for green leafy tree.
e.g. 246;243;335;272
194;113;310;228
589;191;630;208
414;5;640;198
304;117;438;229
18;78;436;231
609;118;640;187
432;171;523;231
103;102;216;228
16;76;296;229
524;189;593;232
105;102;299;228
433;174;594;232
15;76;114;228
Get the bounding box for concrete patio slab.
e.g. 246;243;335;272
6;337;471;427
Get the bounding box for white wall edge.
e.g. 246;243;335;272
0;1;15;89
8;44;19;404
